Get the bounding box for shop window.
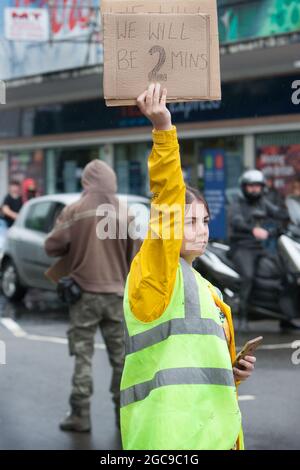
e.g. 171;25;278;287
180;140;197;187
256;132;300;195
197;135;243;190
46;147;100;194
115;142;151;196
197;135;243;240
9;150;44;200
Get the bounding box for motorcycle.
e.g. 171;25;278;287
193;203;300;322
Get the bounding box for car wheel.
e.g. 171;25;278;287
1;260;27;301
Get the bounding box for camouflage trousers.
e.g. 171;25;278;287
67;292;125;411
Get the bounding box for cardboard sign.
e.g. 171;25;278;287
103;13;211;106
101;0;221;106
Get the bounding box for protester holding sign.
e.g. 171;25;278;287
120;84;256;450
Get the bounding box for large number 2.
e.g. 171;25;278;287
148;45;167;82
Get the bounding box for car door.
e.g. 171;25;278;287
15;201;64;290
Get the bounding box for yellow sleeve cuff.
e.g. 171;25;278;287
152;126;178;145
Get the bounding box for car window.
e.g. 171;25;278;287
48;203;65;232
24;202;54;233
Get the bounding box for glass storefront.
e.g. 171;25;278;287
197;135;244;191
7;131;300;203
256;131;300;195
6;134;244;200
8;149;45;199
114;142;151;196
45;144;117;194
45;147;99;194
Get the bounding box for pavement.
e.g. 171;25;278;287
0;290;299;450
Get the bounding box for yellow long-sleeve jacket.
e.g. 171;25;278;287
128;126;237;362
127;126;243;450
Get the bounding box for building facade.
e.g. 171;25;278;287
0;0;300;238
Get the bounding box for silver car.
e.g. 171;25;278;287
0;193;149;301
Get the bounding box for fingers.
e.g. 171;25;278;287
136;90;148;112
136;83;171;130
161;87;167;106
137;84;167;110
238;359;255;371
153;83;161;106
233;355;256;382
244;355;256;364
233;367;251;380
146;83;155;106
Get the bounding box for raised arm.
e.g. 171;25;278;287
128;84;185;322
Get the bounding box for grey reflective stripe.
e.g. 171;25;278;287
121;367;235;407
126;317;225;354
125;257;226;354
180;257;201;319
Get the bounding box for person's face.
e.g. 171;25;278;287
9;184;20;198
266;179;273;189
181;200;209;257
292;181;300;197
245;184;263;195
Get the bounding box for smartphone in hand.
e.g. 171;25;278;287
233;336;263;369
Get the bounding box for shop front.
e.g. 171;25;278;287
0;71;299;239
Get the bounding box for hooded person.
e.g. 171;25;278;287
45;159;140;432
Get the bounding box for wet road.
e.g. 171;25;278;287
0;290;300;450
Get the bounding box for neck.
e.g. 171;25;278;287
181;254;195;266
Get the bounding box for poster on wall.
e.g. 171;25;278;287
0;0;103;80
4;7;50;41
256;144;300;196
203;149;226;240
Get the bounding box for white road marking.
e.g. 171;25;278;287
0;319;106;349
237;343;294;350
25;333;106;350
238;395;256;401
1;318;27;337
258;343;295;350
0;317;296;352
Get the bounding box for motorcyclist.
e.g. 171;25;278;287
229;169;299;332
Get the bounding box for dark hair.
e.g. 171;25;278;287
185;185;210;217
9;180;20;187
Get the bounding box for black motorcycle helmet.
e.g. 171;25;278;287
239;169;265;201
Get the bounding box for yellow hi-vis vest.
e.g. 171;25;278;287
121;258;243;450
